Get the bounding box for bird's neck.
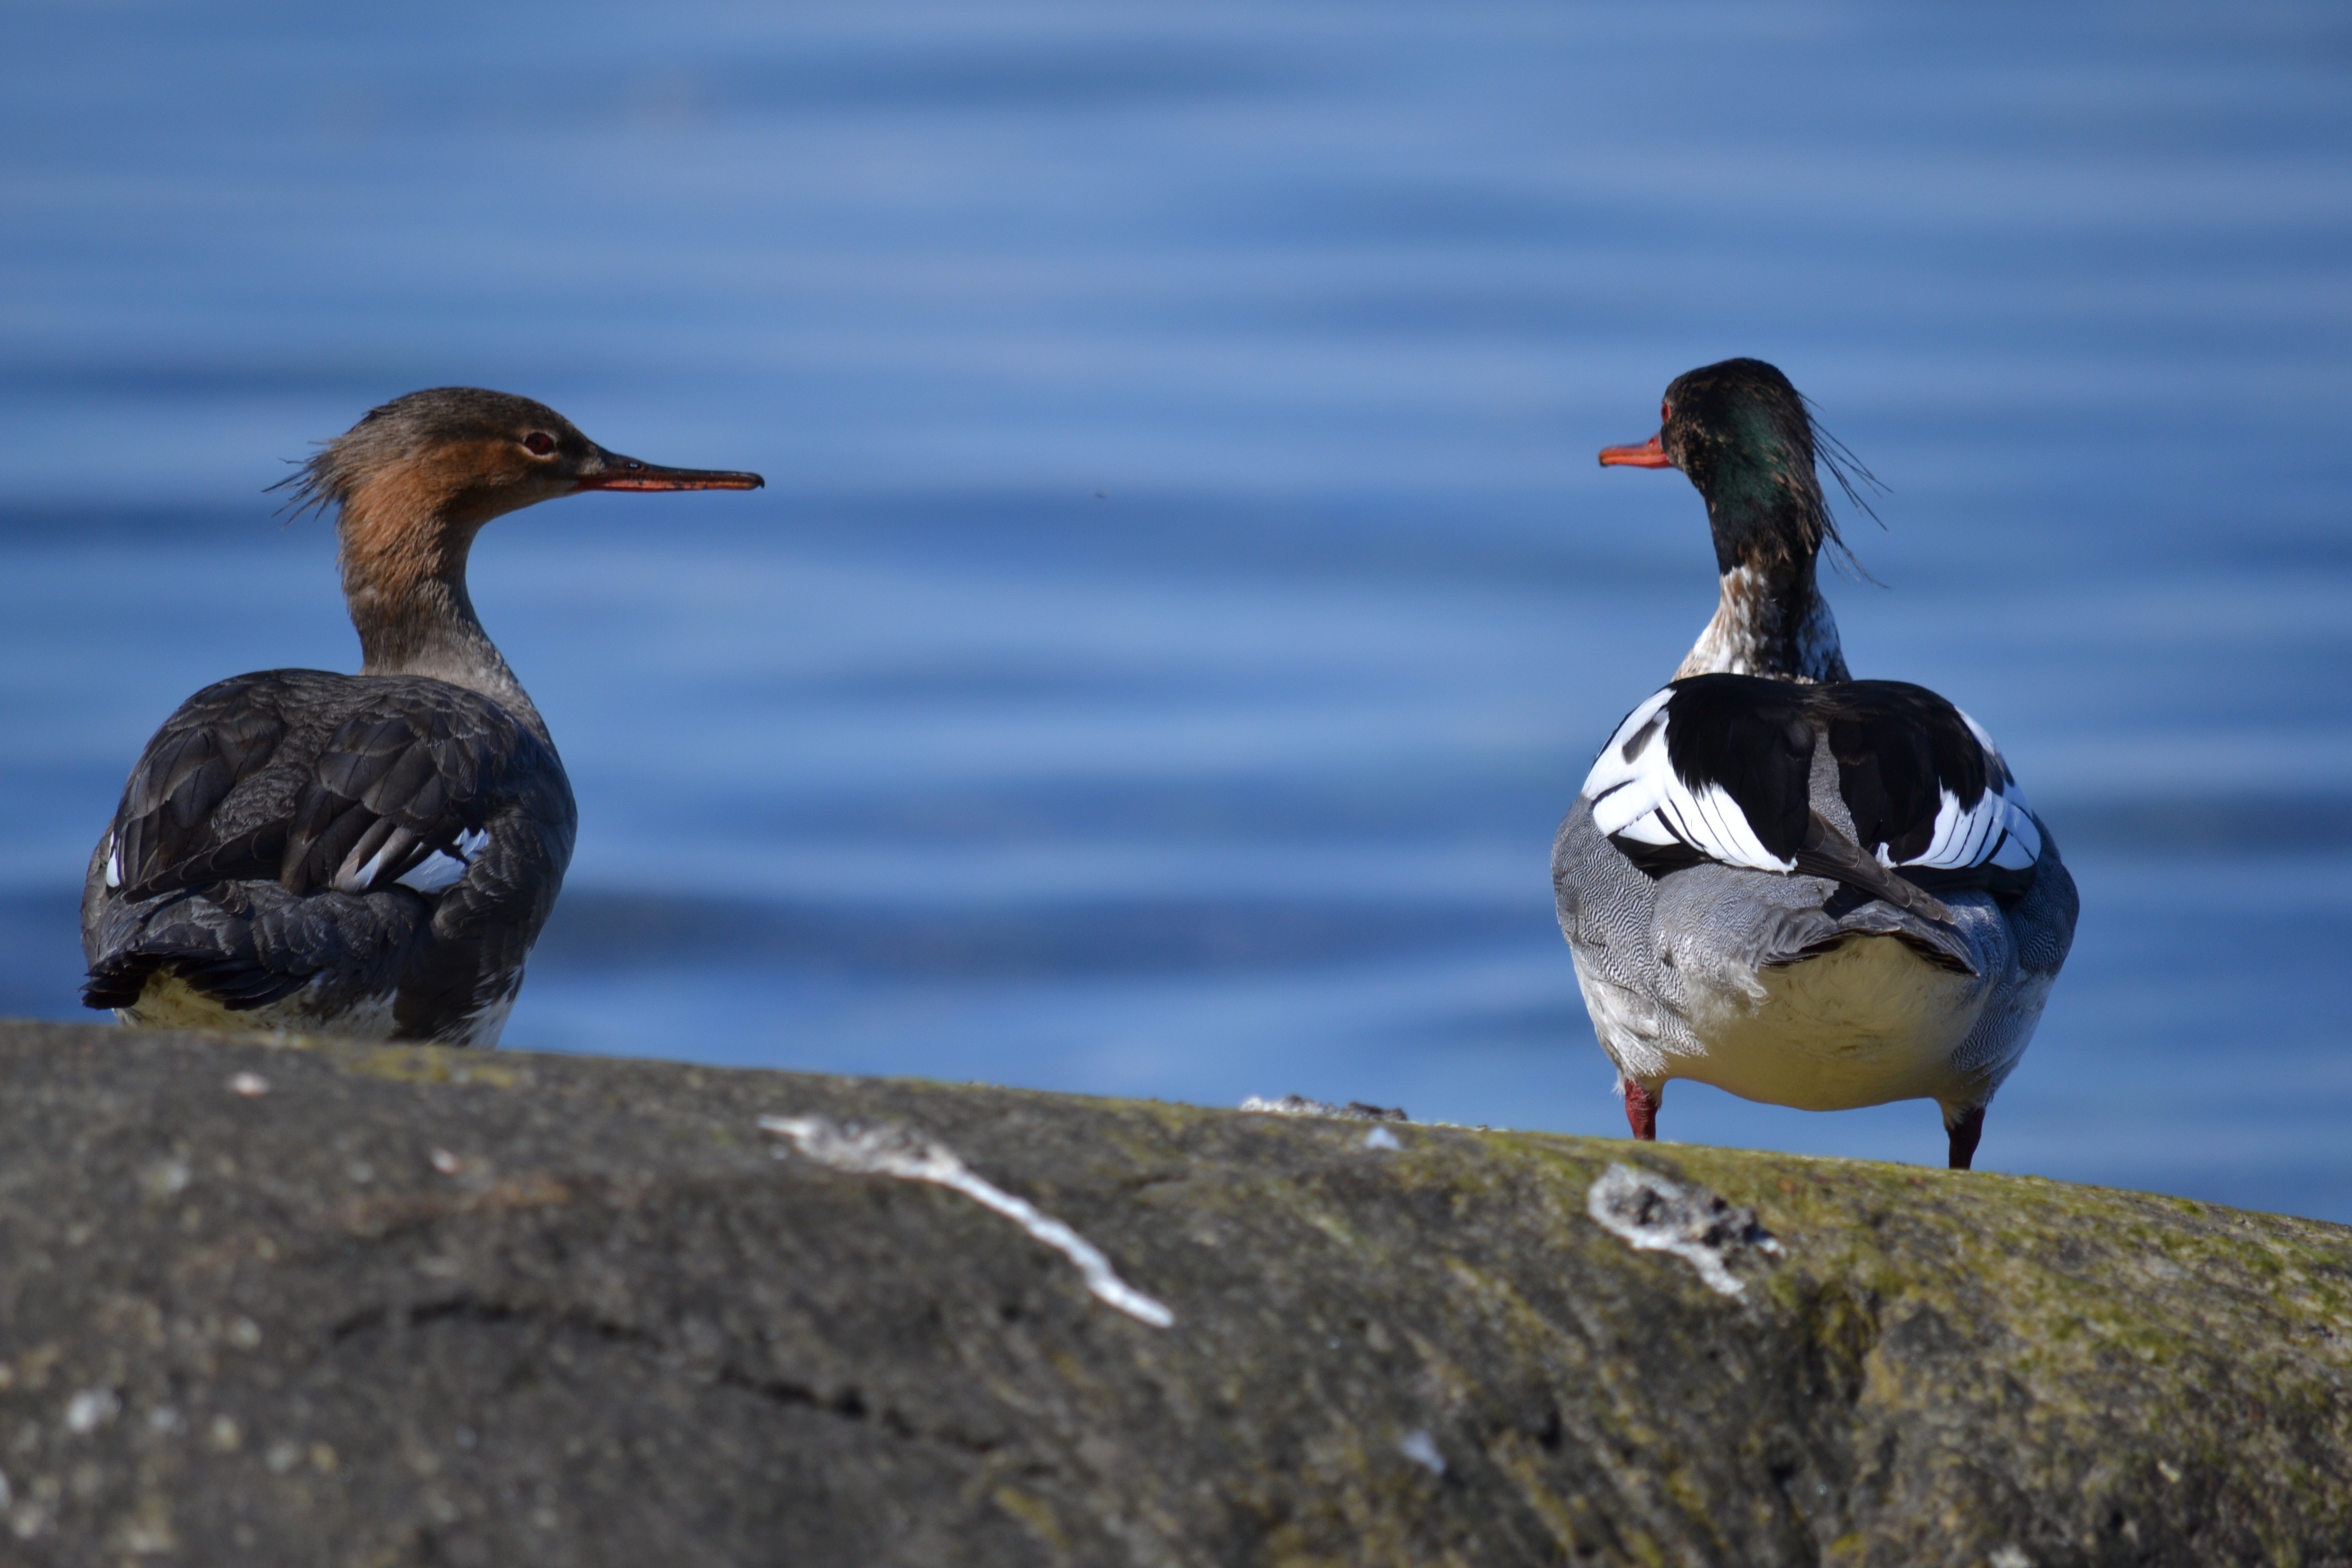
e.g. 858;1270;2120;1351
337;484;548;739
1675;459;1849;683
1676;551;1848;683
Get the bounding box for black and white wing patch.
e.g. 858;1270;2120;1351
332;823;493;895
1580;674;2045;899
1895;710;2041;874
1582;688;1804;873
1820;681;2042;882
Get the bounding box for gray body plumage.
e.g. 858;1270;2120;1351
77;386;759;1046
1554;767;2076;1119
82;668;576;1045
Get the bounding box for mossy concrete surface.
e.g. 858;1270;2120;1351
0;1018;2346;1567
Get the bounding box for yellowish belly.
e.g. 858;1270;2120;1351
119;972;402;1042
1675;935;1984;1111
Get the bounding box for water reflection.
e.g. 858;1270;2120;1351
3;1;2347;1217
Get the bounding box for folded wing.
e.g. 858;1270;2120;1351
1580;673;2044;905
109;673;534;906
87;670;575;1024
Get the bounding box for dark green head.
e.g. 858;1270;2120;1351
1600;357;1871;576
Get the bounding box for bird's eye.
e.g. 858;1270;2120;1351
1660;402;1672;423
523;432;556;456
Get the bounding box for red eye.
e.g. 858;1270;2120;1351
523;432;556;456
1660;402;1672;423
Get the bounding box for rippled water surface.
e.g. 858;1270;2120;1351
5;2;2348;1216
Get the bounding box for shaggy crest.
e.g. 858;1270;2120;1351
271;388;586;521
1660;358;1884;581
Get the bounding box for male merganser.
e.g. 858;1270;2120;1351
81;388;762;1044
1552;359;2077;1168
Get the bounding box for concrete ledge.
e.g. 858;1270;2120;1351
0;1018;2345;1565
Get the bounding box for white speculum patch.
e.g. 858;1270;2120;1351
395;853;468;894
1670;934;1986;1111
394;827;491;895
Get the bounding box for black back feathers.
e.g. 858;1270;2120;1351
1582;673;2044;909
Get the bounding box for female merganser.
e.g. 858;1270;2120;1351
81;388;762;1044
1552;359;2076;1168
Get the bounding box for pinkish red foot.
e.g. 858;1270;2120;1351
1623;1081;1662;1141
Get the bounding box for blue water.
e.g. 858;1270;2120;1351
4;2;2348;1217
